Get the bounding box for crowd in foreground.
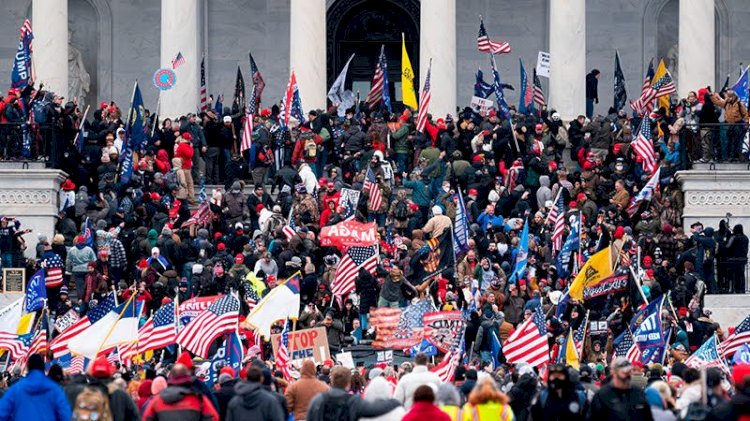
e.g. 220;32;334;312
0;73;749;420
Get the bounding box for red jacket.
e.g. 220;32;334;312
143;387;218;421
402;402;451;421
155;150;171;173
175;143;194;170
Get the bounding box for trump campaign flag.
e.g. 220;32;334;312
24;269;46;312
243;273;301;338
11;19;33;90
205;332;244;388
733;66;749;107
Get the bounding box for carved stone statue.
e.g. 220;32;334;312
666;43;679;81
68;33;90;106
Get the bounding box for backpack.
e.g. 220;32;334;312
393;200;409;221
304;138;318;159
164;169;179;187
72;386;113;421
319;393;352;421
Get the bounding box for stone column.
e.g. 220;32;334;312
679;0;715;98
33;0;68;98
549;0;586;121
420;0;456;119
290;0;327;111
160;0;200;118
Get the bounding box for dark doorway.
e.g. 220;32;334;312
327;0;420;109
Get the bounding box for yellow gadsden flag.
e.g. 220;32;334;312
654;59;672;114
569;246;613;301
565;329;580;370
401;34;418;110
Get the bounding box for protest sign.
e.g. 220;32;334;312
271;327;330;364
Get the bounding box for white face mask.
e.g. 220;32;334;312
615;164;624;171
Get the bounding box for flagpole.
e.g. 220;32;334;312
629;266;649;305
151;98;161;138
95;291;137;357
73;105;91;147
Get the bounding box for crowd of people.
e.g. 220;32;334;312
0;64;749;420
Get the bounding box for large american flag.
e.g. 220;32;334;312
276;321;292;381
550;192;566;252
477;18;511;55
371;299;435;349
0;332;31;360
416;60;432;133
613;329;642;364
44;253;64;287
171;52;186;69
533;69;545;110
631;71;675;116
199;57;207;112
49;294;116;358
331;245;379;298
632;118;658;174
240;106;254;153
631;60;656;115
504;304;549;368
363;167;383;211
249;52;265;104
181;202;212;228
365;46;388;109
720;315;750;357
138;301;177;353
177;294;239;358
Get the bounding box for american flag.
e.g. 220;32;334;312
49;294;116;358
44;253;64;287
249;52;265;104
245;286;260;313
520;60;534;111
0;332;31;360
365;45;390;111
573;311;589;355
720;315;750;357
533;69;545;111
363;167;383;211
20;19;32;40
240;109;253;153
371;299;435;349
29;325;48;357
283;205;297;240
199;57;207;112
503;304;549;368
550;192;566;252
331;245;379;298
171;52;186;69
106;347;119;364
631;71;675;116
177;294;239;358
276;320;292;381
626;167;661;217
280;71;305;127
181;202;212;228
631;60;656;115
68;356;85;375
477;18;511;55
138;301;177;353
613;330;642;364
416;59;432;133
431;334;465;382
632;119;658;174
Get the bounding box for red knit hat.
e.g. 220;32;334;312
181;132;192;141
176;351;194;370
235;254;244;264
89;356;115;378
217;243;226;251
75;235;86;245
614;226;625;240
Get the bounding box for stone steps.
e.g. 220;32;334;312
704;294;750;330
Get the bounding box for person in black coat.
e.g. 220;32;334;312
355;267;379;330
726;223;749;293
585;69;600;118
214;373;240;421
226;366;285;421
588;358;654;421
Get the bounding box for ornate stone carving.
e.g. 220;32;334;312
685;191;750;206
0;190;53;205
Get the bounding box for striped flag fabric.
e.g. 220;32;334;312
363;167;383;211
532;69;545;111
49;294;116;358
573;311;589;354
631;59;656;115
477;18;511;55
171;52;186;69
550;192;566;252
503;304;549;368
177;294;240;358
245;286;260;313
431;335;464;382
631;71;674;115
365;45;390;110
370;299;435;349
249;52;265;104
276;320;292;381
68;356;85;375
199;57;207;112
44;253;64;288
280;71;304;127
632;118;658;174
613;329;642;364
29;326;48;357
0;332;30;360
240;109;253;153
331;245;379;298
138;301;176;353
20;19;32;39
181;202;212;228
720;315;750;357
416;59;432;133
626;167;661;217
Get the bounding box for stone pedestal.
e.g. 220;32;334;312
678;0;715;98
290;0;327;111
160;0;200;118
549;0;586;121
420;0;456;120
676;165;750;232
33;0;68;97
0;169;68;259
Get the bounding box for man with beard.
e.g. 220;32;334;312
589;358;654;420
530;364;588;421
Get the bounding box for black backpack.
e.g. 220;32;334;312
319;393;352;421
394;200;409;221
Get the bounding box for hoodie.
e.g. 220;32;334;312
0;370;72;421
285;360;330;420
536;175;552;209
226;382;285;421
142;384;218;421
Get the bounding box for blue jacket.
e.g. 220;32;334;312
0;370;71;421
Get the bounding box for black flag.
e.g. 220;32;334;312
613;50;627;112
410;231;455;284
234;66;245;109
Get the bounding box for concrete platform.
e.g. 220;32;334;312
704;294;750;330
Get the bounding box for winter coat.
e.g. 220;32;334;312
0;370;72;421
285;360;330;420
175;142;194;170
355;269;380;314
589;383;654;421
143;385;218;421
225;382;285;421
65;245;96;274
403;402;451;421
307;387;401;421
394;366;442;409
343;125;367;152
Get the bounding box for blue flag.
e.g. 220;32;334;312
490;330;502;368
490;55;511;118
379;48;392;113
474;68;494;99
453;191;470;258
25;269;46;312
556;213;581;277
633;310;665;350
83;217;95;248
733;66;749;108
410;338;438;357
641;328;670;364
11;20;33;90
518;59;531;114
214;94;224;115
205;331;244;388
630;295;663;334
125;82;147;151
732;344;750;365
508;219;529;283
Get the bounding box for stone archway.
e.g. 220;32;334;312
327;0;420;108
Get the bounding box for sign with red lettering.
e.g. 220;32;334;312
270;327;330;364
320;220;378;249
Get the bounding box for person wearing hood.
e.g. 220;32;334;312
226;366;284;421
223;181;248;224
530;364;588;421
214;367;240;421
307;366;400;421
154;149;171;174
65;235;97;301
285;360;330;420
0;353;71;421
142;363;219;421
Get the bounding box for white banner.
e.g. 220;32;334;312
470;96;494;114
536;51;551;78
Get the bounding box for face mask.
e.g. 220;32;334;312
549;378;565;390
482;144;492;152
615;164;624;171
